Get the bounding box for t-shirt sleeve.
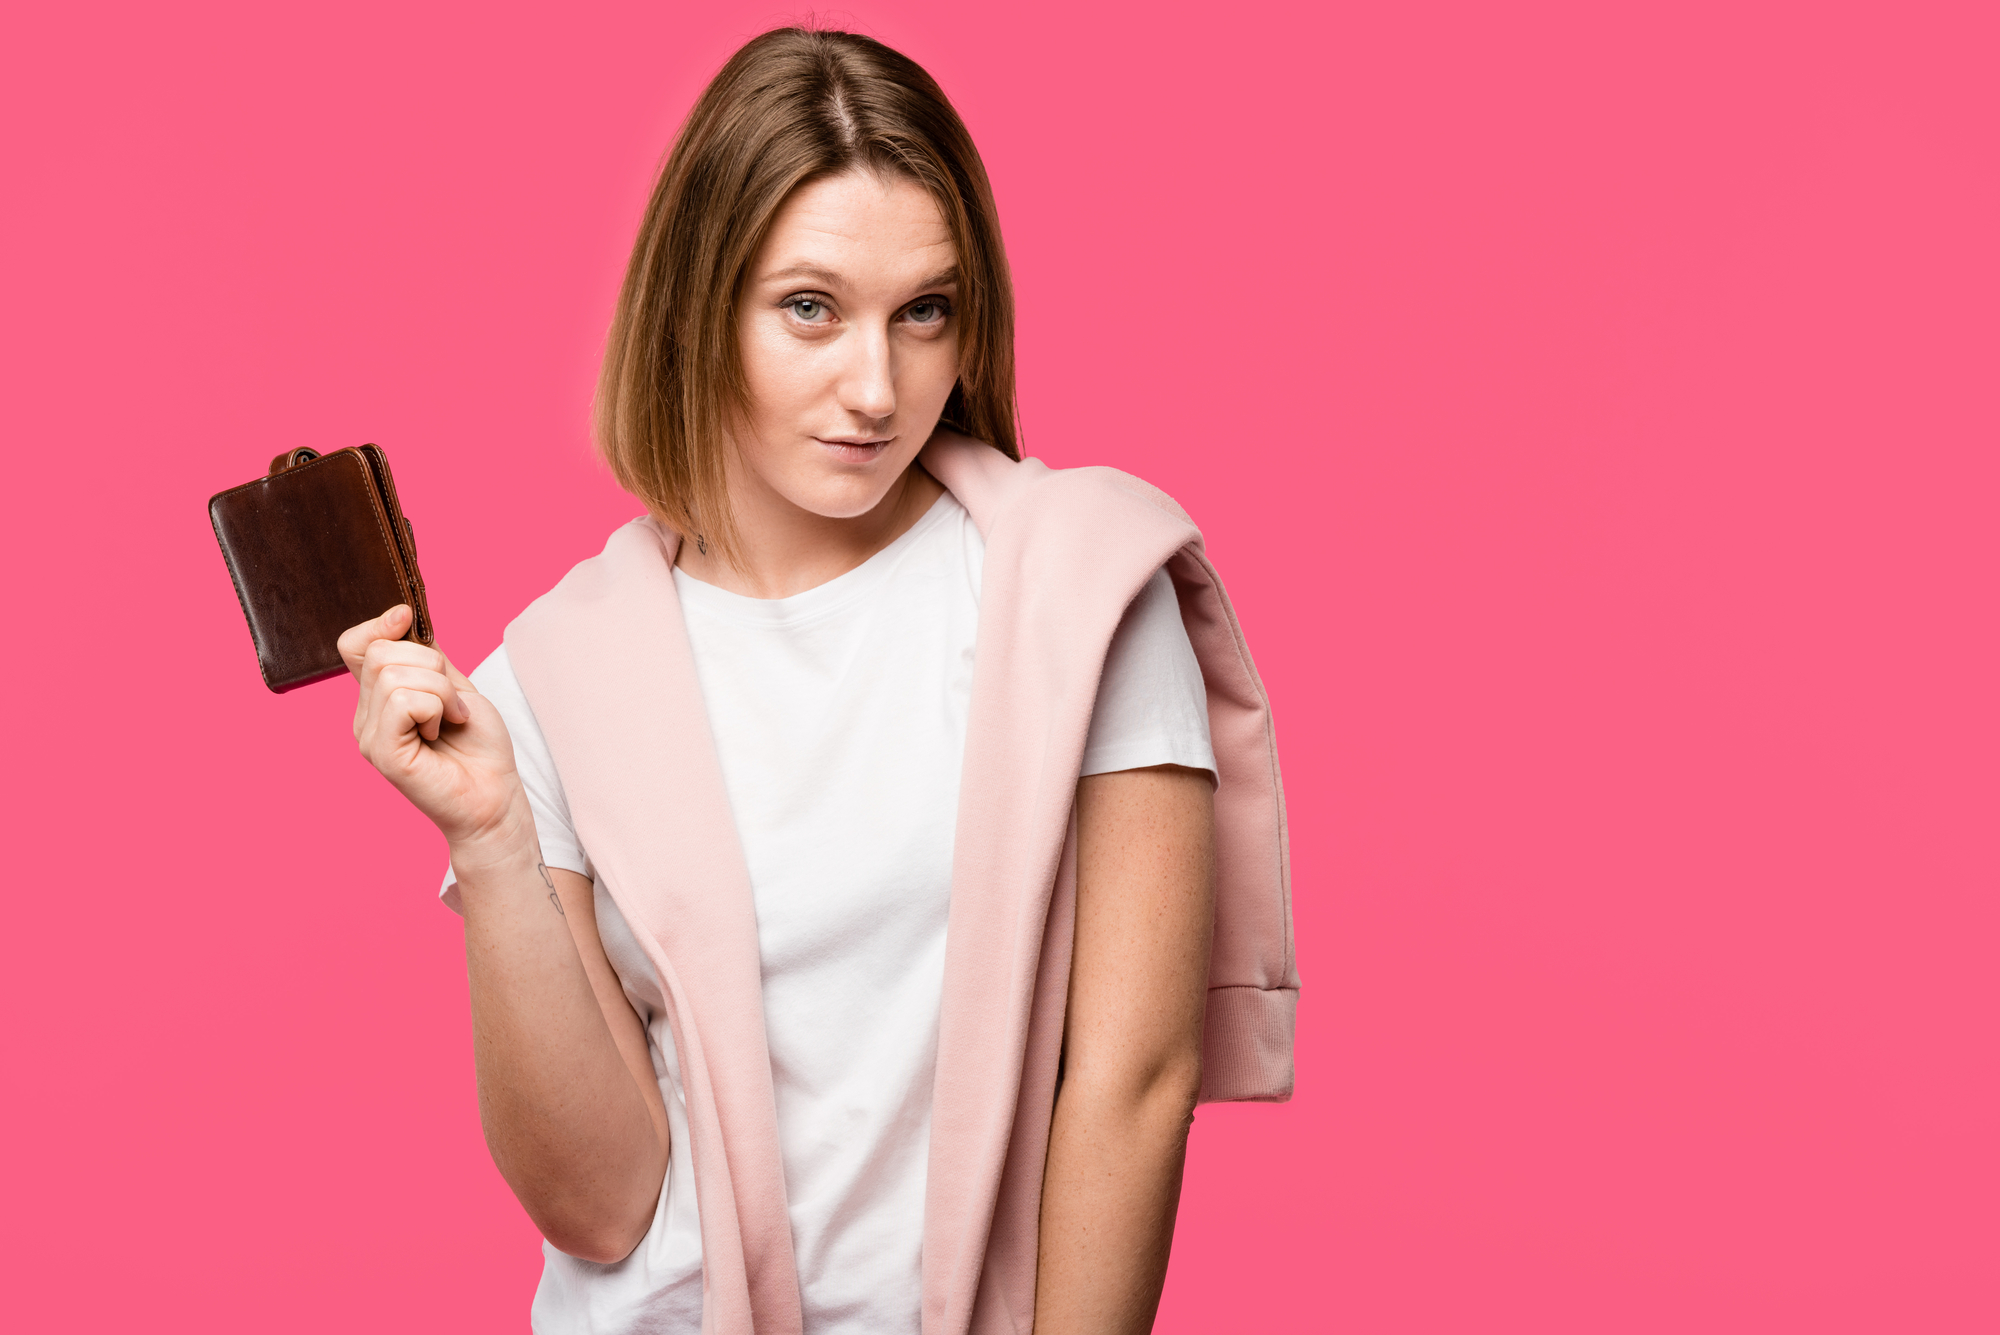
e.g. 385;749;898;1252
1080;568;1217;780
438;643;593;913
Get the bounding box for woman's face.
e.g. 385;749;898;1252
734;169;961;521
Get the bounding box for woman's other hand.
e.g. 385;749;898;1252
338;604;527;852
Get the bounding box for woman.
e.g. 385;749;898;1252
339;27;1295;1335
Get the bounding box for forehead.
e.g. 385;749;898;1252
754;170;955;282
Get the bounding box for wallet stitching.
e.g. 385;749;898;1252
217;449;398;683
360;446;433;645
328;449;431;647
208;447;429;685
340;452;413;623
209;500;279;690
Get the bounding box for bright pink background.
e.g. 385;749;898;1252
4;2;1995;1329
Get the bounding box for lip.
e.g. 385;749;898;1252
815;435;896;463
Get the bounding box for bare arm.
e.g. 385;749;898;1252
456;851;670;1261
1035;764;1216;1334
340;605;668;1263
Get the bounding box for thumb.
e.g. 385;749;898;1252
441;652;476;696
337;603;413;675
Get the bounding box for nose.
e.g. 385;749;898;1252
837;326;896;424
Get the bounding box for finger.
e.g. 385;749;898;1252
358;636;448;694
441;654;477;699
374;664;466;728
355;644;445;740
384;684;447;744
339;605;413;675
413;646;478;722
361;639;470;726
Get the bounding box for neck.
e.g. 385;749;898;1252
674;458;945;599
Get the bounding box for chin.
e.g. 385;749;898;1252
788;473;900;521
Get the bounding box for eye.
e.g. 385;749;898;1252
784;296;834;324
904;298;951;325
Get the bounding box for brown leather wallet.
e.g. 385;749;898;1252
208;444;434;693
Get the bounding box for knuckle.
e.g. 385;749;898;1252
390;686;438;715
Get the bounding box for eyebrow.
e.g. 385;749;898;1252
761;262;960;290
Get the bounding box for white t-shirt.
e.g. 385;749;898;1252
444;492;1214;1334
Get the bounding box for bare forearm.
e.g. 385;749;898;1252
331;614;664;1260
454;825;666;1262
1038;765;1216;1332
1034;1068;1200;1334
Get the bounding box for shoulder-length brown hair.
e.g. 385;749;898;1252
595;27;1018;556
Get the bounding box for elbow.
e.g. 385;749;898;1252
542;1206;654;1266
1144;1049;1204;1131
1065;1045;1204;1138
527;1174;663;1266
489;1123;668;1266
550;1230;643;1267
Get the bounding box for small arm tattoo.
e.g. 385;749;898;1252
537;862;564;916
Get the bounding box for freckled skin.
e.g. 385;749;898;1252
678;170;961;599
333;168;1214;1325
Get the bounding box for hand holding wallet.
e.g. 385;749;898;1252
208;444;434;692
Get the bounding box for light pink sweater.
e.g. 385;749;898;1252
504;434;1296;1335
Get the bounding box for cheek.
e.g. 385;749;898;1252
739;317;820;426
903;330;961;410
